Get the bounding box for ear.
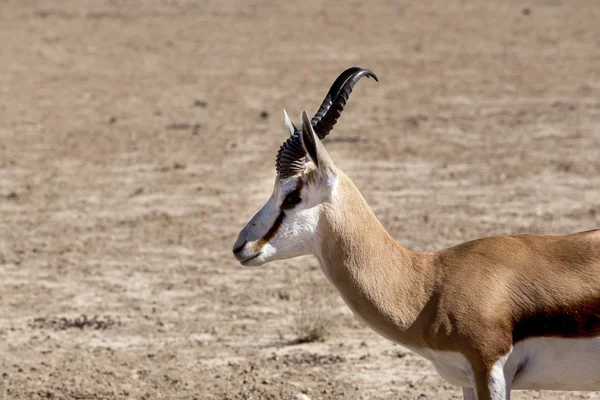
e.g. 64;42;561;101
300;110;337;177
283;109;296;137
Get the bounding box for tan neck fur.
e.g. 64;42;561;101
315;173;436;347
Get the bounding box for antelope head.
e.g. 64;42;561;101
232;67;377;266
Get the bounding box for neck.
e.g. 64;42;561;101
315;174;435;346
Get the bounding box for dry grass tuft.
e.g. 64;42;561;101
291;277;335;344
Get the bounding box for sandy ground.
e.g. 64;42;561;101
0;0;599;399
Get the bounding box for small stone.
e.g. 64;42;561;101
6;192;19;201
292;394;311;400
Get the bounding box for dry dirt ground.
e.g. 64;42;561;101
0;1;599;399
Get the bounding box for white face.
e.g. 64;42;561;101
233;170;332;266
233;110;339;267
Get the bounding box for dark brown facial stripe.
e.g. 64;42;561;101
513;297;600;343
256;211;285;248
255;179;302;248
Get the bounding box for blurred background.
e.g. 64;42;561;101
0;0;599;399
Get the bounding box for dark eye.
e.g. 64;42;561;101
281;190;302;209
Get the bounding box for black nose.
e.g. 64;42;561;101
232;240;247;254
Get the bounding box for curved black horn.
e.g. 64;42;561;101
311;67;378;139
275;67;377;179
310;67;363;130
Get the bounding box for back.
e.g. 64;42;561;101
434;229;600;344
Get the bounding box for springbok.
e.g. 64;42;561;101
232;67;600;400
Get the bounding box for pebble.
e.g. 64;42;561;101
291;394;311;400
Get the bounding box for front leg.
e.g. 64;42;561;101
470;361;511;400
462;382;509;400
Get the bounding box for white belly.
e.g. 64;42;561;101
410;337;600;390
510;337;600;390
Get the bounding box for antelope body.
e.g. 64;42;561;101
232;67;600;399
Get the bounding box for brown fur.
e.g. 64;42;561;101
316;173;600;390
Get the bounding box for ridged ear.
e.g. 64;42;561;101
300;111;336;177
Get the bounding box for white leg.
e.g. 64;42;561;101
472;355;511;400
486;368;510;400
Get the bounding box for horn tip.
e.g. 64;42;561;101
365;69;379;82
